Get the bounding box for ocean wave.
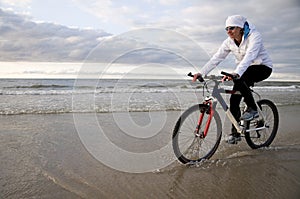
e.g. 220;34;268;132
2;102;300;115
253;85;299;91
0;89;189;95
0;107;183;115
4;84;70;89
1;79;299;96
1;90;77;95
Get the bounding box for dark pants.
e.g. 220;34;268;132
230;65;272;121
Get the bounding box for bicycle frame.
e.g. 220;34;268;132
198;78;266;136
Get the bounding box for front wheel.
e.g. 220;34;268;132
245;99;279;149
172;104;222;164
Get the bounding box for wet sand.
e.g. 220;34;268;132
1;105;300;198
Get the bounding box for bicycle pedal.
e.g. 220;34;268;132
256;120;265;128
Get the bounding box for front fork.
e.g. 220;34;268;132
195;98;214;138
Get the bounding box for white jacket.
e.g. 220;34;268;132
200;24;273;76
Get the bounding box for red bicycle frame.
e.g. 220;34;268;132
195;99;214;138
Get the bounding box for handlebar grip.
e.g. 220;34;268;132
221;71;239;80
221;71;232;77
187;72;194;77
187;72;204;82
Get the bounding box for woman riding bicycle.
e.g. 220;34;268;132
193;15;273;144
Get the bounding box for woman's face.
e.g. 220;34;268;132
226;26;242;40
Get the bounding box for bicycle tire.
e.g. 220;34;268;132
172;104;222;164
245;99;279;149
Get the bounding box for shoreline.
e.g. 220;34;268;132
0;103;300;116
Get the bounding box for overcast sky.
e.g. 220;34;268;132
0;0;299;80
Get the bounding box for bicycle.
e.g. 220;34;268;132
172;71;279;164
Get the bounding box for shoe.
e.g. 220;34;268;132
226;128;241;144
226;133;241;144
240;107;259;121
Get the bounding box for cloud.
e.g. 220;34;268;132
72;0;137;27
0;8;111;61
0;8;208;68
0;0;32;9
0;62;83;78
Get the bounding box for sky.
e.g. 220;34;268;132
0;0;299;80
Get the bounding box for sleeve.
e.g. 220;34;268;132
234;32;262;76
200;39;231;76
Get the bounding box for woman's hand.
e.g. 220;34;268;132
222;73;240;82
192;73;204;82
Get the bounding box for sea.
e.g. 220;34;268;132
0;78;299;115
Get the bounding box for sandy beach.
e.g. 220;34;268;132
1;105;300;198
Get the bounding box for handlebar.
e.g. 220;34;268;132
188;71;239;82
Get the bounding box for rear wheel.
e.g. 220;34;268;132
172;104;222;164
245;99;279;149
